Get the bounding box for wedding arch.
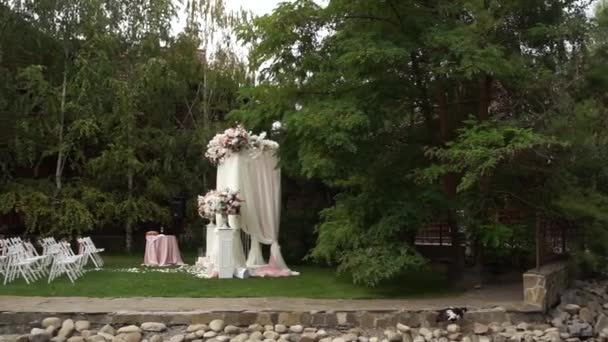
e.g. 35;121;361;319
200;126;294;277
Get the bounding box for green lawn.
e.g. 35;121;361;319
0;254;456;299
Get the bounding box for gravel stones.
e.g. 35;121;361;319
274;326;287;334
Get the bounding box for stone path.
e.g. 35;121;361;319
0;284;524;313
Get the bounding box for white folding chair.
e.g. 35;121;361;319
47;242;85;284
78;237;104;268
3;244;44;285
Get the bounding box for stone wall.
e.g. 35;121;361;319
523;261;569;312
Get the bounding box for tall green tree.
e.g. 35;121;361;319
234;0;591;285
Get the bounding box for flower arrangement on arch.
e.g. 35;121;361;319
204;124;278;164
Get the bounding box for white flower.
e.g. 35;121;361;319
272;121;282;131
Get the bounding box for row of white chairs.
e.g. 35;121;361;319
1;236;104;285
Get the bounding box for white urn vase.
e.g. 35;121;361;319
228;214;240;230
215;213;226;228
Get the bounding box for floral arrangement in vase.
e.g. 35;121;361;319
224;189;244;215
205;124;279;164
197;190;225;219
197;188;244;228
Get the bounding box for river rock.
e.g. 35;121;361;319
289;326;303;334
225;326;240;335
75;321;90;332
140;323;166;332
230;334;249;342
31;334;51;342
42;318;62;329
187;325;208;333
473;323;489;335
579;308;595;323
170;336;185;342
567;321;593;338
384;331;401;342
263;332;279;340
249;325;264;333
478;337;491;342
67;337;84;342
432;330;443;339
87;336;107;342
99;326;115;336
204;332;218;339
46;326;57;336
448;333;462;341
210;321;226;333
32;329;49;336
396;325;410;334
447;325;460;334
149;336;162;342
274;326;287;334
58;320;75;339
116;326;141;334
98;333;114;341
341;334;358;342
250;332;263;340
301;333;318;342
564;304;581;315
114;333;142;342
81;331;97;338
332;338;345;342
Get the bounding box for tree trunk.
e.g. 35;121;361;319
54;58;68;200
476;74;493;282
438;87;465;285
125;170;134;253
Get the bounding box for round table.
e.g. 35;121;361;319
143;235;185;266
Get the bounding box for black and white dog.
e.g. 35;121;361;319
436;307;467;322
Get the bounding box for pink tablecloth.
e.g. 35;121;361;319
143;235;185;266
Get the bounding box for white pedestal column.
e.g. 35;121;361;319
205;223;216;258
216;227;235;278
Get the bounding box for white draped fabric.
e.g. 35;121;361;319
214;150;290;272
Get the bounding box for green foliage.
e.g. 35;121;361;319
0;0;250;244
233;0;595;285
421;120;566;193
